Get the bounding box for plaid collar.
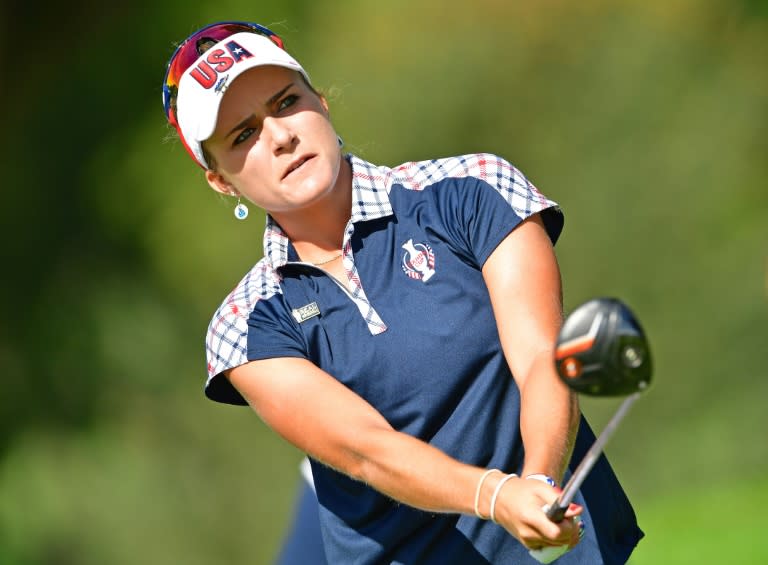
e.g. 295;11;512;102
262;154;394;268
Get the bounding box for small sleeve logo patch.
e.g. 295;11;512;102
291;302;321;323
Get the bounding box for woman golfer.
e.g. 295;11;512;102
162;21;642;564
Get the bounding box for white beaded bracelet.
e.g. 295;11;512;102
489;473;518;523
474;469;500;519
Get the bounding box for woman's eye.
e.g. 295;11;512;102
278;94;299;111
233;127;255;146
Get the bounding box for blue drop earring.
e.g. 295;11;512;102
234;196;249;220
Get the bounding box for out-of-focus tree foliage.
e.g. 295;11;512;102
0;0;765;563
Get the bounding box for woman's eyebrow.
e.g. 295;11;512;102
225;82;294;139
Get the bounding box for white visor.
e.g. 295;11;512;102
175;32;309;168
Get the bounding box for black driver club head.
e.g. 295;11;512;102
555;298;652;396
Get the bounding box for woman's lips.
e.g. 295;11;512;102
283;155;315;179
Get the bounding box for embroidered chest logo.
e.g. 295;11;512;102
401;239;436;282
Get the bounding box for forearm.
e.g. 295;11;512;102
228;358;483;516
519;352;579;483
349;426;482;514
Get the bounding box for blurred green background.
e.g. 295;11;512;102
1;0;766;563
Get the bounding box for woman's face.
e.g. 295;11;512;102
203;66;342;215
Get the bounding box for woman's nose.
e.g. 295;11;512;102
264;117;296;152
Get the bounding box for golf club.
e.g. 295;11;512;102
546;297;653;522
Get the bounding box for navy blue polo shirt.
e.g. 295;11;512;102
205;154;642;564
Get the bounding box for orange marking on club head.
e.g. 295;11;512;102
555;336;595;360
560;357;583;379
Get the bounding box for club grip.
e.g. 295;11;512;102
545;501;568;522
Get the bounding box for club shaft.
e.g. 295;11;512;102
546;392;641;522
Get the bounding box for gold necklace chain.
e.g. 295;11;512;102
311;252;342;266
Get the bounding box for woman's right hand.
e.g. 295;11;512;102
484;474;583;551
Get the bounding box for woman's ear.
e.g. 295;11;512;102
205;169;237;197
